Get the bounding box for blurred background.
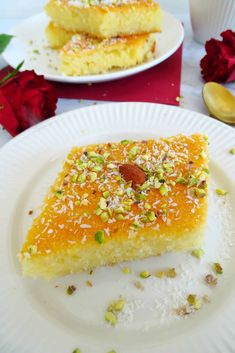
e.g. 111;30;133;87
0;0;188;17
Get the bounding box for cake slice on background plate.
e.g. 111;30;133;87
18;134;209;279
45;0;162;39
59;33;156;76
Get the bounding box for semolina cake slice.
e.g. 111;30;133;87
45;0;162;39
45;21;76;49
18;134;209;279
59;33;156;75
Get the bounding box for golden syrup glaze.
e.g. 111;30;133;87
62;33;152;55
20;134;209;259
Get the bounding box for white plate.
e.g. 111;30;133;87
0;103;235;353
2;12;184;83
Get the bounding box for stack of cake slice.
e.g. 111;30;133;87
45;0;163;75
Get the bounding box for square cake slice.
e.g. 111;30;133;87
59;32;156;76
45;0;162;38
19;134;209;279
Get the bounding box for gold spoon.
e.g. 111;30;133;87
202;82;235;124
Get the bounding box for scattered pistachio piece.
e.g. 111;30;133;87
108;299;126;313
105;311;117;326
86;280;93;287
202;294;210;303
133;280;144;291
175;305;191;316
194;188;206;198
187;294;201;310
216;189;228;196
67;285;76;295
107;351;116;353
139;271;151;279
205;274;217;286
191;248;204;259
72;348;81;353
166;268;177;278
122;267;130;274
229;147;235;155
72;174;78;182
155;271;165;278
95;230;105;244
213;262;223;274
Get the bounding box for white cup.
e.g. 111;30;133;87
189;0;235;44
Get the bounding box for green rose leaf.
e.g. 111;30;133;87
0;34;14;54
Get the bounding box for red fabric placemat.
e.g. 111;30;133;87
0;44;182;106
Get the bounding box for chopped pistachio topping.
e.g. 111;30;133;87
67;285;76;295
187;294;201;310
176;176;187;184
99;197;107;210
191;248;204;259
107;163;117;169
122;267;130;274
107;351;116;353
203;167;210;174
205;274;217;286
188;175;198;187
114;206;125;214
166;268;177;278
120;139;131;145
129;146;138;158
95;230;105;244
229;147;235;155
216;188;228;196
144;203;151;210
213;262;223;274
108;299;126;313
200;151;207;159
55;190;63;199
90;172;97;182
139;271;151;279
159;184;168;196
96;207;102;216
78;174;86;184
103;191;110;199
117;214;124;221
105;311;117;326
145;211;156;222
155;271;165;278
72;174;78;182
100;212;109;222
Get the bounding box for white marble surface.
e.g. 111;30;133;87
0;11;234;148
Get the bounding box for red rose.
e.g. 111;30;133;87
0;70;57;136
200;30;235;83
